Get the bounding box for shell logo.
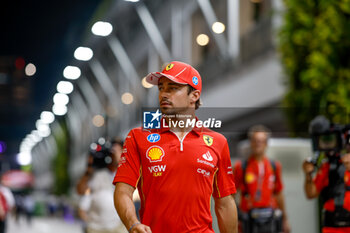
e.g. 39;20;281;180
146;146;165;163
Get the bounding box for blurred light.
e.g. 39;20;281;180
23;137;35;147
90;143;97;150
0;141;6;153
38;127;51;138
25;63;36;76
125;0;140;2
91;21;113;36
17;152;32;166
36;120;49;132
57;81;74;94
142;77;153;88
196;34;210;46
52;104;68;116
53;93;69;106
92;115;105;127
121;92;134;105
212;22;226;34
40;111;55;124
30;130;42;143
63;66;81;80
98;137;106;145
15;57;25;70
74;47;93;61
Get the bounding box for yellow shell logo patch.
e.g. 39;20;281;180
245;173;256;184
203;135;213;146
146;146;165;162
165;63;174;71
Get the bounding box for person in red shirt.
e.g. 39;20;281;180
233;125;290;233
113;61;238;233
303;151;350;233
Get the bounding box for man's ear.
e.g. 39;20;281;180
190;90;200;103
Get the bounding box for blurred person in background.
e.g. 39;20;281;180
303;144;350;233
23;193;35;225
76;138;127;233
0;182;15;233
113;61;237;233
233;125;290;233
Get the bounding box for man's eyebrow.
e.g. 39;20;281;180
168;82;182;86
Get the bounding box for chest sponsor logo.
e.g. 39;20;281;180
146;146;165;162
245;173;256;184
203;135;213;146
147;133;161;143
202;151;213;161
148;165;166;177
197;168;210;177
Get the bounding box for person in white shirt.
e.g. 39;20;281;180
77;138;127;233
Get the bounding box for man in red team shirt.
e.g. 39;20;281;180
303;151;350;233
113;61;238;233
233;125;290;233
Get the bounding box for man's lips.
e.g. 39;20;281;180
160;101;172;106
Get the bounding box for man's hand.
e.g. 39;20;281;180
282;218;291;233
130;223;152;233
302;159;315;175
302;159;319;199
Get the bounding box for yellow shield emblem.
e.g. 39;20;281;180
165;63;174;71
203;135;213;146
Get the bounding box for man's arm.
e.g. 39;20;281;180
214;195;238;233
275;192;291;233
114;182;152;233
302;160;319;199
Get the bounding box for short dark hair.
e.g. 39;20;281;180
248;125;271;140
187;85;201;109
111;137;124;147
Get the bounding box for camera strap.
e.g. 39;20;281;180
321;162;346;207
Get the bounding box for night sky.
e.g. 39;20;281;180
0;0;101;158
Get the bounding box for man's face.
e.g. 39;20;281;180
250;132;268;157
111;143;122;165
158;77;198;115
342;153;350;171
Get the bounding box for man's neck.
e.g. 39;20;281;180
251;154;265;162
165;113;196;139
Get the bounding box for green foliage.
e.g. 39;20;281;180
52;120;70;195
279;0;350;134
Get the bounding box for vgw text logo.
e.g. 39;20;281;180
148;165;166;177
143;110;162;129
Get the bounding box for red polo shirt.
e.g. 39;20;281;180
314;162;350;233
113;126;236;233
233;156;283;212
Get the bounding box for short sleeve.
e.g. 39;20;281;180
313;162;329;193
113;130;141;187
212;140;236;198
274;161;283;194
